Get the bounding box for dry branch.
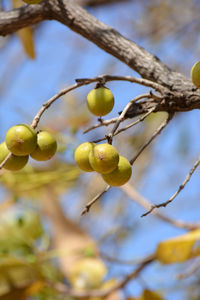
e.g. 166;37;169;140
141;156;200;217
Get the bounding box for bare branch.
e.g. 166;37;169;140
141;156;200;217
0;153;12;170
177;258;200;279
107;93;152;144
122;184;200;230
81;184;110;215
130;112;174;165
83;116;118;134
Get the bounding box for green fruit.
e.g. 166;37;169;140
23;0;42;4
6;124;37;156
87;87;114;116
89;143;119;174
102;156;132;186
74;142;95;172
191;60;200;88
69;258;107;290
30;131;57;161
0;142;29;171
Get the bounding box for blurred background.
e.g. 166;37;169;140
0;0;200;299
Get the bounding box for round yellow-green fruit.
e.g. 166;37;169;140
74;142;95;172
89;143;119;174
22;0;42;4
0;142;29;171
102;156;132;186
69;258;107;290
87;87;114;116
6;124;37;156
191;60;200;88
30;131;57;161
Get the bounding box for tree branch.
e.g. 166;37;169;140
141;156;200;217
1;1;199;116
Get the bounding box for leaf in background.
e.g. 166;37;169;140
0;281;44;300
12;0;35;59
156;230;200;264
0;162;80;199
0;212;43;252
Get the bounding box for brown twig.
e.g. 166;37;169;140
83;116;118;134
81;185;110;215
130;112;174;165
141;156;200;217
92;107;156;143
107;93;151;144
76;75;166;94
0;152;12;170
122;184;200;230
177;258;200;279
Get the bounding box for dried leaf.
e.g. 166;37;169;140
156;230;200;264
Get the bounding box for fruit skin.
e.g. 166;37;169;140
74;142;95;172
0;142;29;171
22;0;42;4
30;131;57;161
87;87;114;116
89;143;119;174
191;60;200;88
102;156;132;186
6;124;37;156
69;258;107;290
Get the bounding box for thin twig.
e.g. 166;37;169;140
76;75;166;94
81;185;110;215
141;156;200;217
122;184;200;230
92;107;156;143
31;81;92;129
83;116;118;134
115;107;155;136
0;152;12;170
177;258;200;279
130;112;174;165
107;93;151;144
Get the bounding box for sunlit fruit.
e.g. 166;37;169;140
87;87;114;116
6;124;37;156
89;143;119;174
30;131;57;161
69;258;107;290
74;142;95;172
22;0;42;4
102;156;132;186
191;60;200;88
0;142;29;171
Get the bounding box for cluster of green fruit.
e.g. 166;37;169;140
75;86;132;186
74;142;132;186
0;124;57;171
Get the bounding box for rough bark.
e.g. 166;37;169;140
0;0;199;117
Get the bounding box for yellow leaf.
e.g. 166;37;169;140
17;27;35;59
156;230;200;264
12;0;35;59
0;281;44;300
141;289;163;300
